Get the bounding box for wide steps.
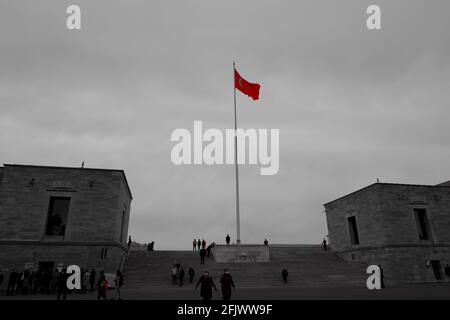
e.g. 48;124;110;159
122;247;366;288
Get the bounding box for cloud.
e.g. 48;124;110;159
1;0;450;249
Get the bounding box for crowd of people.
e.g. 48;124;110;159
1;267;124;300
2;267;97;298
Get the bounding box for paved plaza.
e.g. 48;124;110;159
0;282;449;300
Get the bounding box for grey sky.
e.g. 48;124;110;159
1;1;450;249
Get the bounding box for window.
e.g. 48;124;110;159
347;216;360;245
414;208;431;240
45;197;70;236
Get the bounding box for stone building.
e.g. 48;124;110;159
324;180;450;283
0;164;132;274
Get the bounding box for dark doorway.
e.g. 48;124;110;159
431;260;441;280
347;216;360;245
39;261;55;273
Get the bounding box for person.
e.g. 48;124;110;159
200;248;206;265
195;270;217;301
188;267;195;283
282;268;288;283
322;238;328;251
172;265;178;285
16;271;23;294
208;242;216;257
226;234;230;245
147;241;154;251
127;235;132;250
264;239;269;246
206;244;212;258
6;268;17;296
201;239;206;250
197;239;201;250
50;269;59;295
82;269;89;294
89;268;96;292
193;239;197;251
444;264;450;281
97;271;108;300
179;267;185;287
56;269;69;300
115;270;124;300
378;265;385;288
28;270;35;294
220;269;235;300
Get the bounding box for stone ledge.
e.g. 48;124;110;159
212;245;270;263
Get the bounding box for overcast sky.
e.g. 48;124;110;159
1;1;450;249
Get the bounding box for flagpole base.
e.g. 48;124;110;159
211;244;270;263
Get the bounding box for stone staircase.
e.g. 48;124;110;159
122;246;367;288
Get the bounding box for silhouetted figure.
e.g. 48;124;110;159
147;241;154;251
378;265;385;288
193;239;197;251
89;268;96;292
200;248;206;264
220;269;235;300
226;234;231;245
115;270;124;300
22;269;30;294
197;239;201;250
28;270;35;294
172;265;178;285
201;239;206;249
322;238;328;251
6;269;17;296
196;271;217;301
50;269;58;295
82;269;89;294
444;264;450;281
264;239;269;246
179;268;185;287
16;271;23;294
206;242;215;258
282;268;288;283
127;236;132;250
56;269;69;300
97;271;108;300
188;267;195;283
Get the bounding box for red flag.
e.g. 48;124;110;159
234;69;260;101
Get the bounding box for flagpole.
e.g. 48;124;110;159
233;61;241;245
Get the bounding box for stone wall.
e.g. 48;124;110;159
324;182;450;282
0;164;132;273
325;183;450;251
337;245;450;283
0;241;126;274
0;165;132;243
0;167;4;187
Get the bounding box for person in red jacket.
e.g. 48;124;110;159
201;239;206;249
195;270;217;301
